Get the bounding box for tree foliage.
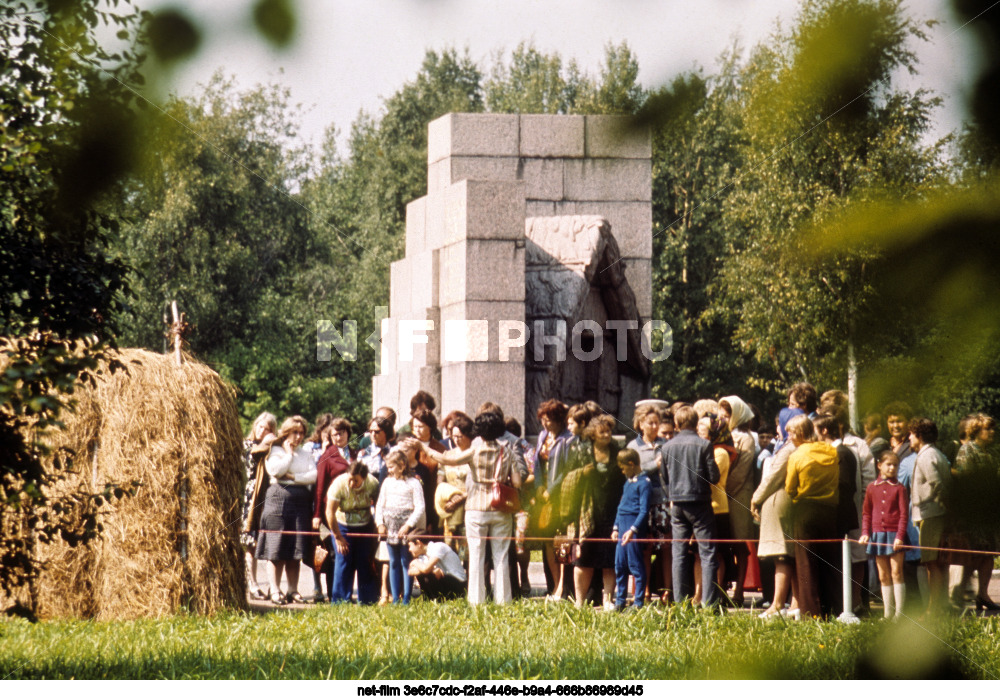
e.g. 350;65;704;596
485;42;587;114
118;76;310;351
111;48;485;430
485;41;644;115
296;43;645;426
788;0;1000;529
0;0;306;617
293;49;485;425
586;41;645;115
112;74;363;425
0;0;148;614
714;0;947;398
111;5;982;431
644;59;770;405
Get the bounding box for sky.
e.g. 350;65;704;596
144;0;983;154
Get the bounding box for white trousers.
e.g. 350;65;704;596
465;509;513;606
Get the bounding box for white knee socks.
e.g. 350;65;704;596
893;583;905;618
881;584;894;618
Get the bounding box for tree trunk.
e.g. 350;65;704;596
847;334;858;434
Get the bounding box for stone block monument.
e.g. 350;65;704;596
373;113;653;433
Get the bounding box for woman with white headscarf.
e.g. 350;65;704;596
719;395;757;608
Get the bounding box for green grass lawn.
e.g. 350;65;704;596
1;601;998;680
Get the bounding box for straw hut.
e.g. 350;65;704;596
2;348;246;619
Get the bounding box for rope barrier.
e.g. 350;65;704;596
253;529;1000;556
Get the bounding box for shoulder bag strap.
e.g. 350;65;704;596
492;445;506;484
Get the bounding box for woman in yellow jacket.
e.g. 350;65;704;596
785;414;840;618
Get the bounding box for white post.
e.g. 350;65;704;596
838;536;860;624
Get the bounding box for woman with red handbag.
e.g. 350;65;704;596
419;411;522;605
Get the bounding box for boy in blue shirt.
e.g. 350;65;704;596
612;448;652;611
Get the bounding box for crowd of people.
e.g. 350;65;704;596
239;384;999;618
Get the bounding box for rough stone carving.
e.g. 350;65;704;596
524;216;648;432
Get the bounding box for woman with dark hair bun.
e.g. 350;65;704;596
420;411;522;605
864;412;889;459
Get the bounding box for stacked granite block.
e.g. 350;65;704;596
372;113;653;429
425;114;652;318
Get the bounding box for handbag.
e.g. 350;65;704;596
491;482;520;513
489;446;521;514
313;540;329;571
553;534;578;565
302;535;318;570
311;522;332;571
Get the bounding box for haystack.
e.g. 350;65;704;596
4;348;247;619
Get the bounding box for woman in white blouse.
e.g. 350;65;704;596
256;415;317;605
375;448;426;604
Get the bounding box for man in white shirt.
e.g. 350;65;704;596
408;533;468;600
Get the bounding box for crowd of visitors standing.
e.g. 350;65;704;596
241;384;999;618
